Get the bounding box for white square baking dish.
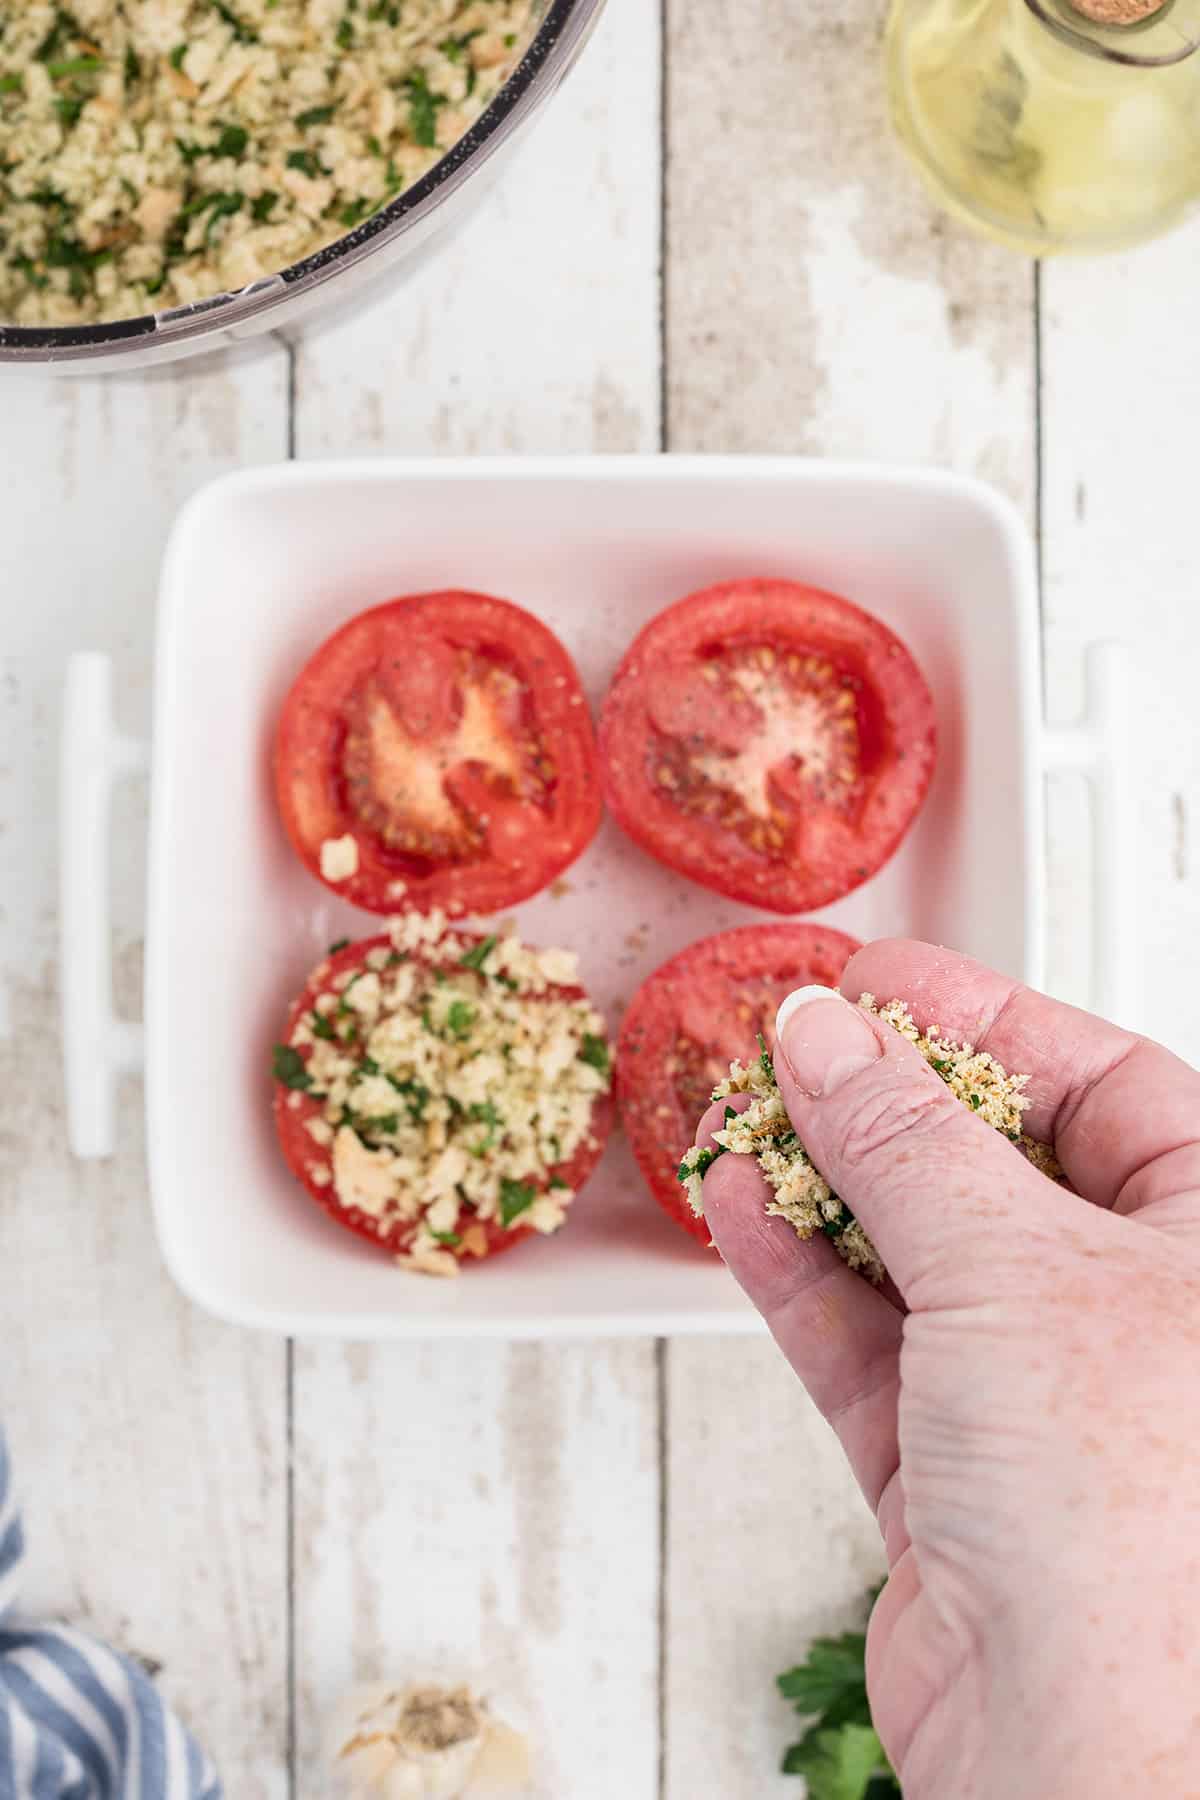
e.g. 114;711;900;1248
61;457;1131;1338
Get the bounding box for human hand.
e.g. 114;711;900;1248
693;941;1200;1800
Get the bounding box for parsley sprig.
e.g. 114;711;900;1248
499;1178;537;1228
777;1591;899;1798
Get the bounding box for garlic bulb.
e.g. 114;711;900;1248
328;1682;531;1799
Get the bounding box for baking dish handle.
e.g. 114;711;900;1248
1041;640;1135;1030
60;654;149;1159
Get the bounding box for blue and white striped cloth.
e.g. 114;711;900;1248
0;1430;221;1799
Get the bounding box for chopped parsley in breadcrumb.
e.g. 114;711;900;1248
678;995;1064;1283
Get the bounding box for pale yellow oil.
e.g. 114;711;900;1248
886;0;1200;253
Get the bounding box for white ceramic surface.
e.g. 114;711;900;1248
61;456;1128;1337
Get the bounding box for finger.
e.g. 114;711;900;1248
842;939;1200;1227
702;1148;905;1531
770;985;1075;1304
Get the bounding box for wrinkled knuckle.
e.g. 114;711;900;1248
831;1079;951;1172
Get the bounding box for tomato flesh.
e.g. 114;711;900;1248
272;935;613;1266
276;593;602;915
599;580;936;913
616;923;861;1245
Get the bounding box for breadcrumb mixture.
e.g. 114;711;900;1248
284;911;611;1278
678;996;1065;1282
0;0;531;327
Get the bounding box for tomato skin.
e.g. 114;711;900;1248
598;579;936;914
273;935;613;1266
275;592;603;916
616;923;861;1245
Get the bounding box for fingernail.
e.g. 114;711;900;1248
774;985;883;1098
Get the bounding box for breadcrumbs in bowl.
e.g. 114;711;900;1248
0;0;533;328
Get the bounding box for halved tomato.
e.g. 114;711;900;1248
616;923;861;1244
275;592;602;915
273;931;614;1268
598;580;936;913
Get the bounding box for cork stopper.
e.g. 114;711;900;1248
1066;0;1167;21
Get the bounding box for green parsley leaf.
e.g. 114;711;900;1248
429;1229;462;1247
336;972;364;1015
47;54;104;78
168;43;188;70
53;95;85;127
677;1144;725;1185
365;1112;399;1134
335;15;354;47
438;29;482;61
251;190;279;222
780;1724;892;1799
124;46;140;82
310;1010;335;1041
296;104;336;128
214;121;248;158
579;1034;610;1075
42;232;110;286
286;148;322;178
459;934;498;973
405;69;445;148
499;1178;537;1228
468;1101;503;1152
757;1031;775;1080
339;197;372;228
390;1077;430;1121
190;191;243;242
272;1044;311;1091
0;73;25;95
548;1176;570;1191
328;937;350;954
777;1634;871;1713
13;254;48;289
37;10;83;63
212;0;257;43
446;1000;475;1039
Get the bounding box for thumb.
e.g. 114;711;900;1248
771;985;1069;1302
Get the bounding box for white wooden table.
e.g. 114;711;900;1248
4;4;1200;1794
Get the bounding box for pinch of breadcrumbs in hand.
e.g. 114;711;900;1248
677;996;1066;1284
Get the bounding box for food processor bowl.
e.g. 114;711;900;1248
0;0;605;373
